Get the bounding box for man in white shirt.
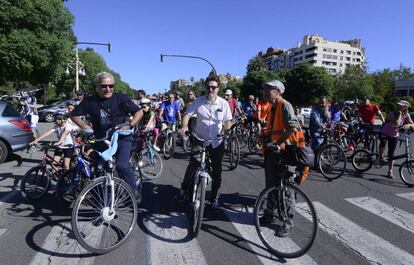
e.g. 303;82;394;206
178;76;232;210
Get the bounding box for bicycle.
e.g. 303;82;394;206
224;123;241;170
317;126;347;180
20;143;65;201
351;126;382;173
130;129;163;180
185;132;220;238
254;143;318;258
71;126;137;254
247;121;265;154
158;123;177;159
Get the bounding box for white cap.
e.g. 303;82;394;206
397;100;410;108
225;89;232;95
263;80;285;94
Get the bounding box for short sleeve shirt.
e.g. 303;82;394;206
358;104;380;124
187;95;232;148
53;123;74;148
255;100;271;121
160;101;181;124
227;98;239;116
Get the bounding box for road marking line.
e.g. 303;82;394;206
29;222;96;265
396;192;414;202
0;190;18;208
224;207;318;265
144;212;207;265
346;196;414;234
299;202;414;265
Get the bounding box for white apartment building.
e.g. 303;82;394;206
265;35;365;75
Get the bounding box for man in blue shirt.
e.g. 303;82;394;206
159;93;181;132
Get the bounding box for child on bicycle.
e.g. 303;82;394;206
30;111;76;170
379;100;414;178
139;98;160;151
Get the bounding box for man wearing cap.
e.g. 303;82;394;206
224;89;242;117
261;79;303;237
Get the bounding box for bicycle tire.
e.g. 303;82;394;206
131;148;163;180
163;132;176;159
399;160;414;187
20;165;51;201
318;144;347;180
248;131;259;153
351;149;373;172
192;175;206;238
253;183;318;258
71;176;137;254
228;136;240;170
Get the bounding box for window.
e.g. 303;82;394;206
2;105;21;117
305;53;317;59
340;56;343;60
340;50;344;54
332;55;338;60
346;50;351;55
333;49;337;53
305;46;317;52
346;57;351;61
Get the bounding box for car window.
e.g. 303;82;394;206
2;104;21;117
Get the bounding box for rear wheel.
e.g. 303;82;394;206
20;165;51;201
0;140;8;164
399;160;414;187
228;136;240;170
351;149;373;172
318;144;346;180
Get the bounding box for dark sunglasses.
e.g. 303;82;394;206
100;84;115;89
206;86;218;90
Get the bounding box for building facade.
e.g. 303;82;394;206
259;34;365;75
395;79;414;96
170;79;189;90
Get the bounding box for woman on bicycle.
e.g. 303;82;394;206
379;100;414;178
139;98;160;151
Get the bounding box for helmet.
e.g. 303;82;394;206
54;110;67;119
140;98;151;106
66;100;77;106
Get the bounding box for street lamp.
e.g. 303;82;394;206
160;54;217;76
67;42;112;95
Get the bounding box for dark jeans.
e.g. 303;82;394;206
115;136;137;192
182;140;225;202
379;134;398;159
264;151;295;225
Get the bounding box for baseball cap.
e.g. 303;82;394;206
225;89;232;95
397;100;410;108
263;80;285;94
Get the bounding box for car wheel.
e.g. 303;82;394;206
44;113;55;122
0;140;8;164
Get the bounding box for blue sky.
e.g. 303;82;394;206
65;0;414;95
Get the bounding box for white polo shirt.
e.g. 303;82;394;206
186;95;232;148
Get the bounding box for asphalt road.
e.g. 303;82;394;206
0;122;413;265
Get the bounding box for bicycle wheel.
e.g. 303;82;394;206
318;144;347;180
254;183;317;258
399;160;414;187
71;176;137;254
248;131;259;153
56;168;76;207
191;175;206;238
351;149;373;172
131;148;163;180
228;136;240;170
20;165;51;201
163;132;176;159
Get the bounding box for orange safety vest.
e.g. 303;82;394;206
265;99;305;147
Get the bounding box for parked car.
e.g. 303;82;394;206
301;107;312;128
38;100;72;122
0;101;33;163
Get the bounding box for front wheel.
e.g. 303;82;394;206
351;149;373;172
318;144;347;180
163;132;176;159
71;176;137;254
191;176;206;238
253;183;318;258
131;148;163;180
228;136;240;170
399;160;414;187
20;165;51;201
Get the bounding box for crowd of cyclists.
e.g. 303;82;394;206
16;71;414;254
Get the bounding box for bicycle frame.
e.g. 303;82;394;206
191;141;211;204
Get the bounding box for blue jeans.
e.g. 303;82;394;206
115;136;136;192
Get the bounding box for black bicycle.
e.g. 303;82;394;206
254;144;318;258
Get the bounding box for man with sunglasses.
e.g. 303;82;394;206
70;72;144;201
178;76;232;210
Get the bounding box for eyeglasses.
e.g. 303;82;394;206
206;86;218;90
100;84;115;89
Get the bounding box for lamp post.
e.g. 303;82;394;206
67;42;111;96
160;54;217;76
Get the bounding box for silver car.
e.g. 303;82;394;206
0;101;34;163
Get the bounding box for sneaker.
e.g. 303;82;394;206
211;199;220;210
387;170;394;179
153;145;161;152
276;224;290;238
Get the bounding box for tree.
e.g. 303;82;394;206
246;55;266;74
240;69;279;101
284;64;334;106
0;0;75;86
333;65;373;103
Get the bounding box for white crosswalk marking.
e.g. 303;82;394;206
346;196;414;234
298;202;414;265
396;192;414;201
223;207;318;265
144;212;208;265
0;228;6;237
29;222;96;265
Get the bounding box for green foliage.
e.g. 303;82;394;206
240;69;279;101
0;0;75;86
333;65;373;102
246;55;266;74
284;64;334;106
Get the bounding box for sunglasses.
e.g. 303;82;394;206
206;86;218;90
100;84;115;89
